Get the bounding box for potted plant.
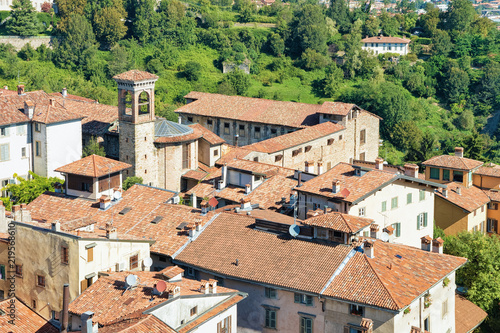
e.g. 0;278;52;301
404;307;411;315
424;294;432;309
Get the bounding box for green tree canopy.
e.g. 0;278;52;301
445;0;477;36
7;0;41;36
1;172;64;208
290;4;328;56
93;6;127;47
221;69;250;95
123;176;144;191
82;136;105;157
327;0;351;33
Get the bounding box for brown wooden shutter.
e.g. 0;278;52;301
81;279;88;292
87;247;93;262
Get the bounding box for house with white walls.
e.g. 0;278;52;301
361;36;411;56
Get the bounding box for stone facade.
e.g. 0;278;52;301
157;141;198;192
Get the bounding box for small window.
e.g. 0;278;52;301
21;147;26;158
443;169;450;181
349;304;364;316
254;126;261;139
316;228;328;239
381;201;387;212
358;207;365;217
82;183;90;192
487;218;497;233
129;254;139;270
32;300;36;310
327;138;334;145
275;154;283;162
360;129;366;144
37;275;45;287
391;197;398;209
292;148;303;157
424;317;430;331
417;212;428;230
419;190;425;201
239;124;245;137
407;193;412;204
15;264;22;277
392;222;401;237
294;293;313;306
0;127;8;136
265;308;277;329
61;246;69;264
207;119;213;126
271;128;277;137
35;123;41;132
488;202;498;210
253;157;259;162
186;267;195;277
190;306;197;316
430;168;440;180
359;152;366;161
265;287;277;299
35;141;41;157
0;265;5;281
453;171;463;183
214;149;219;157
300;316;313;333
339;135;342;140
304;145;312;153
442;300;448;318
0;144;9;162
481;205;484;213
224;123;230;135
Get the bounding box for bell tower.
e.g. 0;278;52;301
114;70;159;186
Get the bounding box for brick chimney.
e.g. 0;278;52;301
370;224;380;239
432;237;444;254
186;223;196;237
375;157;384;170
49;98;55;106
99;196;111;210
62;87;68;97
360;318;374;333
81;311;95;333
209;279;217;293
105;223;117;239
61;284;70;333
317;161;324;175
364;239;375;258
332;179;341;193
12;205;22;221
404;163;419;178
305;161;314;174
17;85;24;95
455;147;464;158
240;197;251;210
421;235;432;251
200;280;210;294
200;200;209;215
23;100;34;119
20;203;31;222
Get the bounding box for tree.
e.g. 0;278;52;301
290;4;328;56
235;0;256;23
432;30;453;57
444;232;500;314
7;0;41;36
327;0;351;33
445;0;477;35
221;69;250;95
82;136;105;157
268;32;285;56
182;61;202;81
363;16;380;37
53;14;97;71
122;176;144;191
56;0;86;31
133;0;159;44
380;12;399;37
300;48;331;70
462;131;485;160
343;19;363;79
322;64;344;97
442;66;469;105
1;172;64;207
108;45;130;77
93;7;127;47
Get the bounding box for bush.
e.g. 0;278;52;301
123;176;144;191
182;61;202;81
41;2;51;13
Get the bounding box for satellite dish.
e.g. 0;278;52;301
156;280;167;293
143;257;153;268
289;224;300;237
380;232;390;242
113;191;122;200
125;274;138;287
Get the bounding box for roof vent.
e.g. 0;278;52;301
151;216;163;224
119;207;131;215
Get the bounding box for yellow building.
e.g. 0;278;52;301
472;163;500;234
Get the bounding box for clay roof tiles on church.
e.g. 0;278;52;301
55;154;132;178
113;70;159;82
189;123;225;145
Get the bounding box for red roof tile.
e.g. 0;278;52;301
303;211;374;233
189;123;225;145
244;122;345;153
113;70;159;82
318;101;356;116
474;163;500;178
435;183;490;212
422;154;483;171
0;298;59;333
55;154;132;177
362;36;411;43
98;315;175;333
455;294;487;333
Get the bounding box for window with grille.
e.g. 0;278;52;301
254;127;261;139
224;123;230;134
61;246;69;264
129;254;139;269
300;316;313;333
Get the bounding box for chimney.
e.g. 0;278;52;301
370;224;380;239
187;224;196;237
220;163;227;190
3;86;7;90
404;163;419;178
200;280;209;294
360;318;374;333
323;205;328;214
305;161;314;174
49;98;55;106
20;203;31;222
456;187;462;195
23;100;34;119
234;134;239;147
200;200;209;215
195;221;201;232
61;284;70;333
81;311;94;333
375;157;384;170
421;235;432;251
12;205;22;221
432;237;444;254
209;279;217;294
455;147;464;158
297;171;302;187
240;197;251;210
442;188;448;198
0;202;6;234
62;87;67;97
245;184;251;195
364;240;375;258
332;180;341;194
191;193;197;208
106;226;117;239
17;85;24;95
99;196;111;210
317;161;324;175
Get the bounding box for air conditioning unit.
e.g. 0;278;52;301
172;196;180;204
116;262;126;272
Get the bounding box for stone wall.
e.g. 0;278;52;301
0;36;60;51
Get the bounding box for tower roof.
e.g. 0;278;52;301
113;70;159;82
155;118;193;137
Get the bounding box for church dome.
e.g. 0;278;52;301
154;118;202;143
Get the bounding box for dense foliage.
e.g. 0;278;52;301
82;136;106;157
122;176;144;191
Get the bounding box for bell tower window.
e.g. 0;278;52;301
139;91;150;115
122;91;132;116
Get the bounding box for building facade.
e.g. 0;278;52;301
361;36;411;56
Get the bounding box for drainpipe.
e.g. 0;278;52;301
61;283;69;333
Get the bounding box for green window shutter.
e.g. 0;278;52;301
306;295;313;306
417;215;420;230
381;201;386;212
424;213;428;227
294;293;300;303
396;223;401;237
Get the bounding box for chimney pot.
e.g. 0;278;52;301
317;161;324;175
404;163;419;178
370;224;380;239
297;171;302;187
49;98;55;106
106;227;117;239
456;187;462;195
81;311;94;333
432;237;444;254
442;188;448;198
364;240;375;258
455;147;464;158
61;284;70;333
332;180;341;193
375;157;384;170
220;164;228;189
245;183;251;194
51;221;61;232
17;85;24;95
420;235;432;251
62;87;67;97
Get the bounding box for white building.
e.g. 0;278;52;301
361;36;411;56
295;161;443;248
0;86;82;190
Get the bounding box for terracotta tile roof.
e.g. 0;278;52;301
215;146;253;166
422;154;483;171
98;315;175;333
229;208;299;225
160;265;184;279
179;92;321;128
484;189;500;202
176;214;466;310
0;298;59;333
113;70;159;82
50;92;96;102
68;271;239;327
55;154;132;177
455;294;487;333
243;122;345;153
362;36;411;43
182;169;208;181
474;163;500;178
176;213;352;294
189;123;225;145
296;163;397;203
303;212;374;233
435;183;490;213
318;101;356;116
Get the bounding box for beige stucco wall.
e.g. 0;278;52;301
157;140;198;192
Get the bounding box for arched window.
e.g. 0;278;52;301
138;91;150;115
122;90;132;116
